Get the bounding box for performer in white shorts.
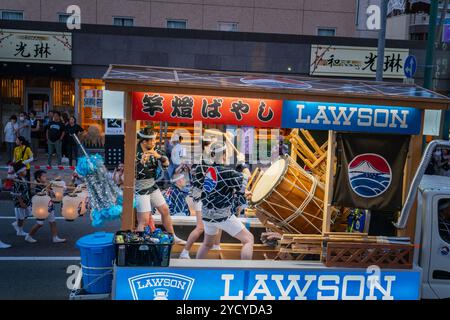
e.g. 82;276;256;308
135;128;185;244
193;142;254;260
179;136;221;259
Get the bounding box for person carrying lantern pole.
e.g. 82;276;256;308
11;162;31;238
135;128;186;244
25;170;66;244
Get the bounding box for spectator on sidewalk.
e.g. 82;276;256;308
4;115;18;163
11;162;31;238
29;110;41;160
43;110;53;127
13;136;33;182
65;116;84;165
25;170;66;244
17;112;31;144
46;111;65;166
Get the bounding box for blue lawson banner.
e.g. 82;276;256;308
281;101;422;135
114;267;421;300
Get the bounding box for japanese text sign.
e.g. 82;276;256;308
132;92;283;127
0;29;72;64
310;45;409;79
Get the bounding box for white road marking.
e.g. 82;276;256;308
0;256;80;261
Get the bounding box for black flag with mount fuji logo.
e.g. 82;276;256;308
332;133;410;211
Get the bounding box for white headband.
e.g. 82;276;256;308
212;145;227;154
16;167;26;174
138;131;156;139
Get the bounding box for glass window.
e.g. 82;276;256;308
113;17;134;27
317;28;336;36
218;22;238;32
1;11;23;20
58;13;70;23
167;20;187;29
438;199;450;244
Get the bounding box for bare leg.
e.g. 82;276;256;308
17;219;25;228
28;224;42;237
233;228;254;260
184;210;204;252
136;212;151;232
213;230;222;246
49;222;58;237
196;233;216;259
156;204;175;234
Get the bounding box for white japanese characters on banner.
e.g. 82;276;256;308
310;45;409;78
0;29;71;64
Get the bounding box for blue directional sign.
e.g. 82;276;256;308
404;55;417;78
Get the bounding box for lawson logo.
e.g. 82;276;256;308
128;272;195;300
281;101;422;135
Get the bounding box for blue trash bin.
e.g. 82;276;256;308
76;232;115;294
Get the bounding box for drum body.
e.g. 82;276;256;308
250;156;325;234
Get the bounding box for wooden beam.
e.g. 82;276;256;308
121;92;138;231
322;130;337;234
398;134;423;240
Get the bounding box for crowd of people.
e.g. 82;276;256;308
3;110;84;167
0;110;84;249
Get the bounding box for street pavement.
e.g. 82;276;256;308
0;152;120;300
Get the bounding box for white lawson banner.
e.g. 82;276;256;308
0;29;72;64
310;45;409;79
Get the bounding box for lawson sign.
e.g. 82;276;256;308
114;267;420;300
281;101;422;135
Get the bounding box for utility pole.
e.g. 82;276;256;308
423;0;439;89
376;0;388;81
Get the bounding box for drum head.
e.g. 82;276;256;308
251;158;288;204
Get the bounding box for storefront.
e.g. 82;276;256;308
0;28;73;146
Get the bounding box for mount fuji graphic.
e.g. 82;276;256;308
348;160;391;197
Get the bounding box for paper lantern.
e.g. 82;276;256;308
62;194;80;221
31;192;51;220
74;189;88;216
51;179;66;202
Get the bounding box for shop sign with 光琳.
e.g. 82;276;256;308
0;29;71;64
310;45;409;78
132;92;283;128
113;267;421;300
281;101;422;135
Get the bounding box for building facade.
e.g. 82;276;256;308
0;0;359;37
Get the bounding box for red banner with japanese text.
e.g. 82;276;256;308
132;92;283;128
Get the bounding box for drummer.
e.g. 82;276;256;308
193;141;254;260
135;128;186;245
179;135;222;259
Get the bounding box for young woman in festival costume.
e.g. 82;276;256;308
179;136;222;259
193;142;254;260
135;128;186;244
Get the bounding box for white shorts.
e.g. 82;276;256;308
15;206;32;220
36;211;56;225
203;215;244;237
136;189;166;213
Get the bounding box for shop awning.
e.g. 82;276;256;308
103;64;450;110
